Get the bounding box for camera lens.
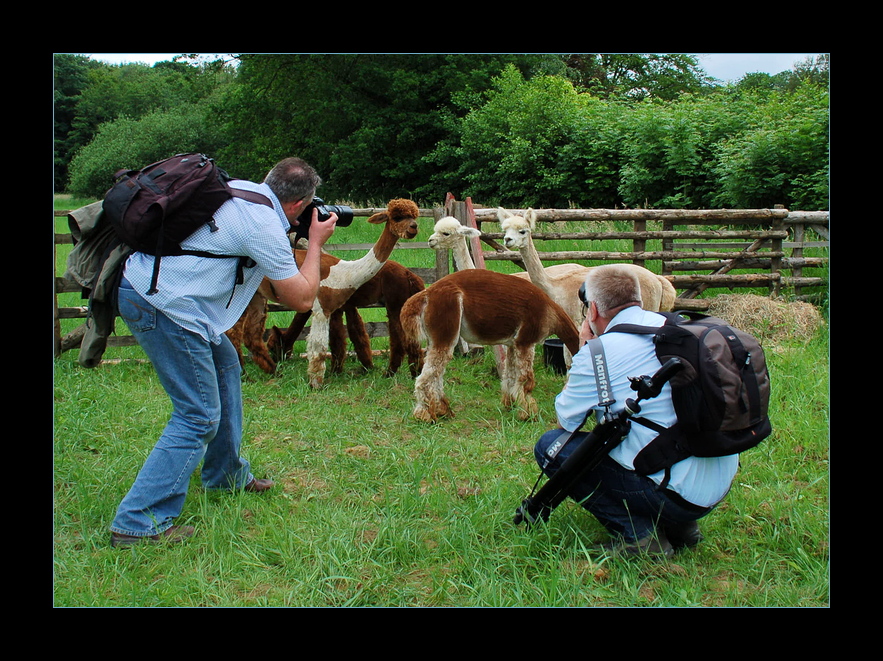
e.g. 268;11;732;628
326;204;353;227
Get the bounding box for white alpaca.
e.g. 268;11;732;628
427;216;482;355
498;207;676;363
427;216;481;270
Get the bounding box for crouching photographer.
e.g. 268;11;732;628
531;265;738;558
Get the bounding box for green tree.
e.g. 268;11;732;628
426;64;622;207
713;82;829;209
54;54;102;190
66;58;230;148
561;53;713;101
213;53;564;202
617;93;750;208
61;55;236;193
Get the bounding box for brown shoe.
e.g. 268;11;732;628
244;478;274;493
110;525;195;548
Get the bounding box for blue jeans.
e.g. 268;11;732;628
110;278;254;537
535;428;710;542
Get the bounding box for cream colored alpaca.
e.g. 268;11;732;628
499;207;676;339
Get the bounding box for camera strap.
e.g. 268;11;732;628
542;339;616;468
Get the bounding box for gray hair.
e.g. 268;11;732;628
581;265;643;317
263;157;322;203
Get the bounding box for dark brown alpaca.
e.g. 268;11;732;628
267;259;425;377
400;269;580;422
225;255;334;375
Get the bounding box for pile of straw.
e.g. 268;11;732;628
705;294;825;346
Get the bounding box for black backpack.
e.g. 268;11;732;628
612;311;772;481
102;152;272;295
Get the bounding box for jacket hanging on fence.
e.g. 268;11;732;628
63;202;133;368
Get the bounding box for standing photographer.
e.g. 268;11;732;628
109;157;337;548
534;265;738;558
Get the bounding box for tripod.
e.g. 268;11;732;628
514;357;684;526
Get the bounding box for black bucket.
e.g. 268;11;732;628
543;338;567;375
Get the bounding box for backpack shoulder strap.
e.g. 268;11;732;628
230;189;273;208
606;311;682;336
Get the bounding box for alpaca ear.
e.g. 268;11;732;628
525;208;536;228
497;207;511;221
367;212;388;225
460;227;481;238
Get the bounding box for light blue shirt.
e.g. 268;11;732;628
555;305;738;508
123;180;299;344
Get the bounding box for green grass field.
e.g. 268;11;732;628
53;200;829;607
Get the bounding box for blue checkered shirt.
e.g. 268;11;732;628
122;180;299;344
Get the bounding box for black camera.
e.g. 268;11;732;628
292;197;354;239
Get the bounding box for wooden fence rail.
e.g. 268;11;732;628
54;199;829;359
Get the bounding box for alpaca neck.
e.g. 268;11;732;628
452;241;476;270
370;226;400;265
324;226;398;291
519;235;551;290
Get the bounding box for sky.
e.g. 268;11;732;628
83;53;825;84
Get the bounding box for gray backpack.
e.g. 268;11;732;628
612;311;772;480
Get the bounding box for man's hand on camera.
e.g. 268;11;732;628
308;209;337;247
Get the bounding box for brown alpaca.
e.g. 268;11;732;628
400;269;580;422
225;277;276;374
267;258;425;377
226;199;419;381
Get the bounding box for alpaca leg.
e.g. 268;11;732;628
225;322;247;369
268;310;311;362
390;314;423;378
306;313;330;389
345;307;374;371
500;346;517;408
385;311;405;377
390;299;423;378
512;345;538;420
267;326;285;362
241;295;276;374
413;345;454;422
329;309;349;374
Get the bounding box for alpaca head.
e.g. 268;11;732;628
368;198;420;240
498;207;536;250
427;216;481;250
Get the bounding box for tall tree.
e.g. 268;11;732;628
214;54;564;200
54;54;102;190
560;53;713;101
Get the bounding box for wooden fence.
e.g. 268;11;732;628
53;197;829;358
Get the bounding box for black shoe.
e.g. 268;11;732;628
594;532;674;559
110;525;195;548
664;521;703;550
